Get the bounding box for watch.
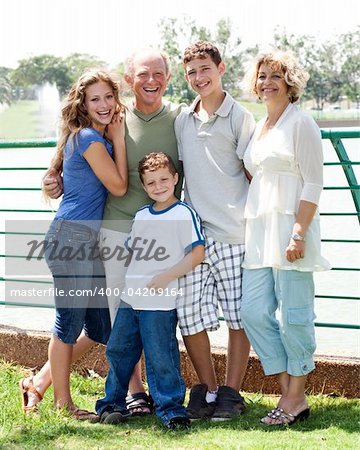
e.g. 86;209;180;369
291;233;306;242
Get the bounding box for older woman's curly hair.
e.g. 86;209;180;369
245;50;309;103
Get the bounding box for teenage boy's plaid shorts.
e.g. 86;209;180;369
177;237;245;336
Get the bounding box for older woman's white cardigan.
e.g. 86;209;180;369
243;103;331;271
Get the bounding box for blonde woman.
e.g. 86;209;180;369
241;50;330;426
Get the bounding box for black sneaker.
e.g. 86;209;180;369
186;384;216;420
166;416;191;431
211;386;246;421
100;406;130;424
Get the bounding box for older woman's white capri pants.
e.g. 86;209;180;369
241;267;316;377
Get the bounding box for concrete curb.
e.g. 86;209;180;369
1;326;359;398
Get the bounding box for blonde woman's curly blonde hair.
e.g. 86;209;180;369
44;69;123;199
245;50;309;103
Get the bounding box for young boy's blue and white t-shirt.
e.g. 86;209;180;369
121;200;205;310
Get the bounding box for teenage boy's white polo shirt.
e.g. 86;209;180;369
175;92;255;244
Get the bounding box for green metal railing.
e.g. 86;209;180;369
0;131;359;330
321;129;360;224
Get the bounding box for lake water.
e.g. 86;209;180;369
0;131;359;359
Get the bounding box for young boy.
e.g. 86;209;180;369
175;41;256;420
97;152;205;430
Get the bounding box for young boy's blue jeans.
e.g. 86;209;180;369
96;302;187;427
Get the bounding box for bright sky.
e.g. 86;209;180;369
1;0;359;68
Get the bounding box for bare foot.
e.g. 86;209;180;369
57;403;99;423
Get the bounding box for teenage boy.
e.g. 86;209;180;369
175;41;256;420
98;152;205;430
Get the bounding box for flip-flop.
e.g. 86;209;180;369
19;377;43;413
261;407;310;426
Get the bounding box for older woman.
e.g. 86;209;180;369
241;50;330;426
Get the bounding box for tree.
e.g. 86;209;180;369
63;53;107;84
11;55;72;97
338;28;360;106
0;67;12;105
158;16;247;103
214;18;244;98
10;53;106;98
304;40;341;110
273;28;359;110
158;16;204;103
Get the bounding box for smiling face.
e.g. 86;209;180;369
84;80;116;133
256;63;289;105
126;50;170;114
185;55;225;98
141;166;178;209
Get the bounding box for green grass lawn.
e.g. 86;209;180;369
240;100;360;122
239;101;266;121
0;101;41;140
0;100;358;142
1;360;359;449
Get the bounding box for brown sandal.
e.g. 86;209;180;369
19;377;43;413
126;392;154;416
